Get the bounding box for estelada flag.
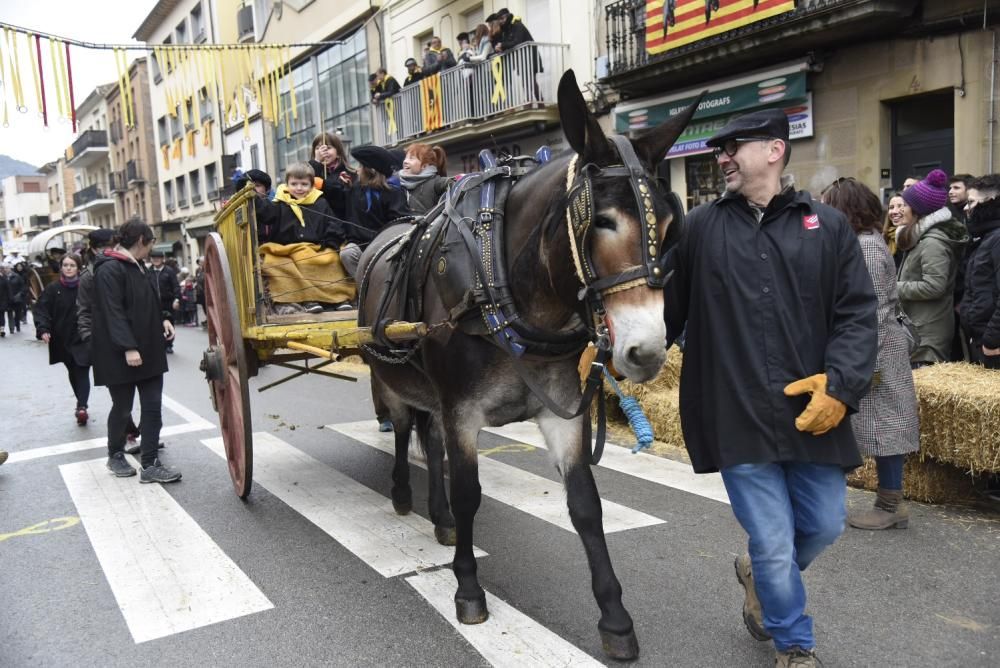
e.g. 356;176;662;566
420;73;443;133
645;0;795;55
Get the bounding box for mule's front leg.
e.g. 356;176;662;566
539;412;639;660
443;420;487;624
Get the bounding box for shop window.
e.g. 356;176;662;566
685;154;725;209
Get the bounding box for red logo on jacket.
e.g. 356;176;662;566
802;214;820;230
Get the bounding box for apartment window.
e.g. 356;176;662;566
157;116;168;145
191;3;206;43
277;29;371;174
151;51;161;82
170;113;182;139
205;162;218;192
175;19;188;45
199;89;213;121
250;144;259;170
189;169;202;204
163;36;173;72
185;98;194;128
163;180;174;209
177;175;188;207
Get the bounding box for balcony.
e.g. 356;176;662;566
109;171;127;194
237;5;254;42
66;129;110;169
371;42;568;147
126;160;145;184
602;0;920;96
178;197;189;209
72;183;114;212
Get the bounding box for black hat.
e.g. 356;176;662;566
368;72;377;82
456;32;469;42
496;7;510;17
235;168;272;191
404;57;417;67
150;248;165;258
485;12;498;22
352;145;396;177
388;148;406;171
88;228;115;247
706;109;789;147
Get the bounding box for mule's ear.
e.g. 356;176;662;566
633;91;706;166
558;70;612;163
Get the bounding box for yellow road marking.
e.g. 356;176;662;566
0;516;80;542
479;443;535;458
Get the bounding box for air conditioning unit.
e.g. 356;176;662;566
237;5;255;42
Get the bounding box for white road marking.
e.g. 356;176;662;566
202;433;483;577
59;458;273;644
328;421;664;534
406;569;604;668
8;395;216;464
484;422;731;505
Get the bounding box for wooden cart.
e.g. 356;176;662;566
202;186;425;499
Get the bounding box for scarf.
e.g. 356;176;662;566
59;275;79;288
895;206;954;252
274;184;323;226
398;165;439;191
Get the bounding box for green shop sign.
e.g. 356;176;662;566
614;70;808;134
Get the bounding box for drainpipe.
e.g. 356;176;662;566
989;29;997;173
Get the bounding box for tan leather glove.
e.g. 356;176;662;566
783;373;847;436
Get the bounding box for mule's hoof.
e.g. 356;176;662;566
434;525;456;546
455;596;489;624
392;499;412;515
391;488;412;515
600;628;639;661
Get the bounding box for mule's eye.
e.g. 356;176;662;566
594;214;617;230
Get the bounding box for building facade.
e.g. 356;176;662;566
106;58;163;242
134;0;227;261
601;0;1000;209
1;175;49;250
38;158;76;228
66;84;117;229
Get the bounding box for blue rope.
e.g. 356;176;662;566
603;368;654;453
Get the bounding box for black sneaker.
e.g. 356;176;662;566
107;452;137;477
140;459;182;484
124;441;165;455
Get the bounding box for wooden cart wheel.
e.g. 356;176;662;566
202;232;253;499
27;267;44;302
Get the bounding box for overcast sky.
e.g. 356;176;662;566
0;1;159;167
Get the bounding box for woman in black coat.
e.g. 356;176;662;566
91;220;181;483
33;253;91;424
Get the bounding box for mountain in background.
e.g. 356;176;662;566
0;155;40;180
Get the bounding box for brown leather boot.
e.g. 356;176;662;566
734;554;771;641
848;488;909;530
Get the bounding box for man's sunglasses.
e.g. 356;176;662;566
712;137;773;159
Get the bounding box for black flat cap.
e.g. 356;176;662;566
368;73;377;82
705;109;789;147
352;145;396;177
88;228;115;247
456;32;469;42
404;57;417;67
485;12;498;22
496;8;510;16
388;148;406;171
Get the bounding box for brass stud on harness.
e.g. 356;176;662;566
437;257;447;274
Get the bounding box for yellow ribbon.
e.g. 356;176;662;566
161;144;170;169
5;28;25;111
113;48;129;128
490;57;506;106
186;127;196;157
286;46;297;120
172;136;182;159
202;118;213;147
0;31;10;125
273;184;322;226
27;32;43;119
385;96;397;135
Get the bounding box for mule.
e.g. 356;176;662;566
357;69;699;660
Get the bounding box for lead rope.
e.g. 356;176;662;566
602;368;654;453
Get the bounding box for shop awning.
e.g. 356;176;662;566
152;242;176;256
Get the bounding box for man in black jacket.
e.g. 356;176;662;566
960;174;1000;369
665;110;876;667
149;249;180;353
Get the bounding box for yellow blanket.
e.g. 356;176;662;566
259;242;356;305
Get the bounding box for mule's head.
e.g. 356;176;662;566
557;70;700;383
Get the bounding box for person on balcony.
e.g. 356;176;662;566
404;58;424;86
492;8;542;102
422;36;457;75
467;23;495;63
371;68;401;102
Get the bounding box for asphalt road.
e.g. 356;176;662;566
1;319;997;667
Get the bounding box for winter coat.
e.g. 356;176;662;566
399;170;451;214
150;264;180;319
34;279;89;367
324;182;411;246
665;188;877;474
90;251;168;387
0;274;9;311
850;233;919;457
76;252;110;342
896;207;970;364
255;195;341;248
960;197;1000;349
309;159;356;220
6;270;27;305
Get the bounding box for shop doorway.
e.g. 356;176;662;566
890;92;954;190
686;154;725;208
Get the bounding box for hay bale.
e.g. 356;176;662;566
606;384;685;449
913;363;1000;474
847;454;985;506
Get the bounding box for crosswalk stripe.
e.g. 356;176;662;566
202;433;484;577
59;458;273;644
8;394;216;464
406;569;604;668
484;422;731;505
328;421;664;534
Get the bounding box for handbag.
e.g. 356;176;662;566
895;304;920;355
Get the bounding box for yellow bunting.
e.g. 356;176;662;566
161;143;170;169
4;28;25;111
385;96;397;135
286;46;297;121
0;31;10;125
186;127;196;157
113;48;129;128
172;136;182;159
47;38;64;119
55;37;71;120
490;57;506;106
27;32;43;117
202;118;213;147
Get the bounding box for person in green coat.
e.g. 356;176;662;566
895;170;970;367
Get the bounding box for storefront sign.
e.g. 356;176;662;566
645;0;797;55
664;93;814;158
615;70;807;134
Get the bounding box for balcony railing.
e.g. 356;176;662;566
371;42;568;147
70;129;108;157
109;171;127;193
126;160;144;183
73;183;109;207
178;197;188;208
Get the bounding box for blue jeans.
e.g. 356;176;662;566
721;462;847;651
